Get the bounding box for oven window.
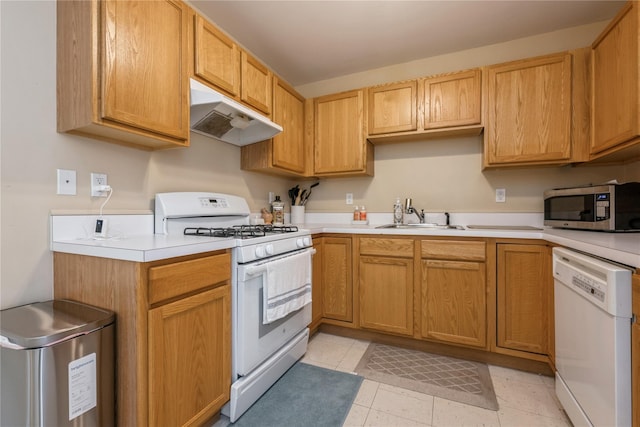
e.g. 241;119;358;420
545;195;594;221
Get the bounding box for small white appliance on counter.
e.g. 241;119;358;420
155;192;313;422
553;247;632;427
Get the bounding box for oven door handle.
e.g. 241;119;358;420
244;248;316;277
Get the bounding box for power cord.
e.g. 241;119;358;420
94;185;113;238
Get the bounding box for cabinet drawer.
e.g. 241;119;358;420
148;253;231;304
421;240;485;261
359;238;414;257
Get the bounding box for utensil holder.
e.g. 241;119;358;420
290;206;305;224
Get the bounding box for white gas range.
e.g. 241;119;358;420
155;192;313;422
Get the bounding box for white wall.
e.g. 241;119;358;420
0;1;636;310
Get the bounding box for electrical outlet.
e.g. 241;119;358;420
346;193;353;205
496;188;506;203
57;169;76;195
91;173;108;197
268;192;275;204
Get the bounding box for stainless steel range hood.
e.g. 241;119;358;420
190;79;282;146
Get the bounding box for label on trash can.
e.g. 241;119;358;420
68;353;97;420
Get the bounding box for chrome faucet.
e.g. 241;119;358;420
404;198;425;223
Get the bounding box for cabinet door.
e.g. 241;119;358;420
485;53;572;166
591;2;640;156
272;78;306;173
314;90;372;176
311;237;324;328
148;285;231;426
420;259;486;348
497;244;551;356
241;51;272;115
194;15;240;97
322;237;353;322
368;81;417;134
423;69;481;129
359;256;414;336
102;0;189;140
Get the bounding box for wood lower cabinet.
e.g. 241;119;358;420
57;0;190;150
496;243;552;360
419;240;487;349
632;273;640;427
314;90;374;176
53;250;231;427
322;237;353;322
484;52;573;167
310;237;324;330
148;285;230;426
358;238;414;336
591;2;640;163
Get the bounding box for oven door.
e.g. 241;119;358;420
235;248;313;376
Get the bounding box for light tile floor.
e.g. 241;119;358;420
300;332;573;427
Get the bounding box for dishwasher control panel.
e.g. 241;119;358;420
553;247;632;318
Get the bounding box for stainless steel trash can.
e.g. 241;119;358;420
0;299;115;426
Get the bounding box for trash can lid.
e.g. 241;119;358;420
0;300;115;349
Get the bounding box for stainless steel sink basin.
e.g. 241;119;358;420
376;223;464;230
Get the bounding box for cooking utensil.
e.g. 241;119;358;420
301;182;319;205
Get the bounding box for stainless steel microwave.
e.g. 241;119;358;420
544;183;640;232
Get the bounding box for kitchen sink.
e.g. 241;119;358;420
376;223;465;230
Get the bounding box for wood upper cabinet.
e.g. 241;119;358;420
241;78;306;176
194;15;272;116
368;81;418;134
419;240;487;349
314;90;374;176
484;52;573;167
591;2;640;162
53;251;231;427
358;238;414;336
496;244;552;359
194;15;240;97
57;0;190;149
241;52;272;115
322;237;354;323
366;69;483;142
632;273;640;427
423;69;482;130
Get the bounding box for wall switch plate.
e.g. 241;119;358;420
57;169;76;195
496;188;506;203
346;193;353;205
91;173;108;197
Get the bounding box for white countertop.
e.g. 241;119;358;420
51;216;640;268
51;234;236;262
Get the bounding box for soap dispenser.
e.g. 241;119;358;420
272;196;284;225
393;197;403;224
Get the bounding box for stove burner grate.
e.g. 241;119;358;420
183;224;299;239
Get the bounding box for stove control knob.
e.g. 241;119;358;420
303;237;311;247
296;238;305;248
266;244;274;255
255;246;266;258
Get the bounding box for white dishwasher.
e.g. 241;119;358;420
553;247;632;427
